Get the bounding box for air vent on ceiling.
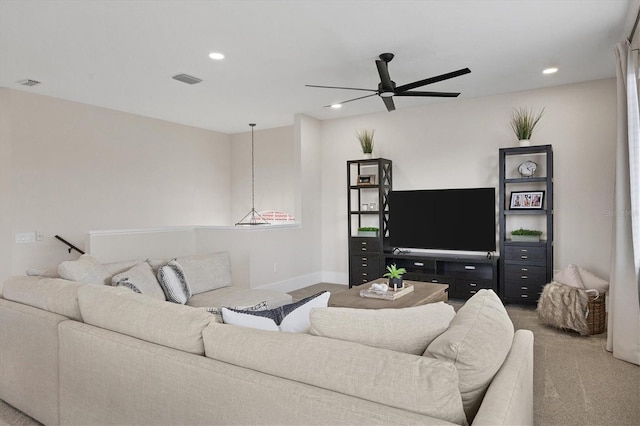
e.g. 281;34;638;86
172;73;202;85
17;79;41;87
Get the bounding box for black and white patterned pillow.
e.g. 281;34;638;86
206;301;268;323
157;260;192;304
221;291;330;333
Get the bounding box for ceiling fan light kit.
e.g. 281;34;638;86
307;52;471;112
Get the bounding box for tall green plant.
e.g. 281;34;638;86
510;107;545;140
356;129;375;154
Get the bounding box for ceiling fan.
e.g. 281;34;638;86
306;53;471;112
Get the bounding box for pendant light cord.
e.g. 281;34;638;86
250;123;256;211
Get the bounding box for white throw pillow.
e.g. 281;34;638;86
112;262;166;301
176;252;232;295
222;291;330;333
157;260;192;304
577;266;609;293
204;301;269;323
58;254;111;285
309;302;455;355
553;264;585;289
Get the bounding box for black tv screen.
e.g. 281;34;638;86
389;188;496;252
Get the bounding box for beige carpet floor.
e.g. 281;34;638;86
2;283;638;426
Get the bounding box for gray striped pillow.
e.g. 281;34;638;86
157;260;192;304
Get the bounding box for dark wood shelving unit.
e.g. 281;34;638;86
347;158;392;287
499;145;554;304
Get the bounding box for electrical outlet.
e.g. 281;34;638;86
273;263;278;273
15;232;36;243
36;230;43;241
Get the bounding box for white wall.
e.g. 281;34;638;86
320;79;617;281
0;87;232;283
230;125;295;223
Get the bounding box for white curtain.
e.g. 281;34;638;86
607;41;640;365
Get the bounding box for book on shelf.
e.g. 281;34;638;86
360;284;414;300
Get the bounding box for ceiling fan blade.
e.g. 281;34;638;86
382;96;395;112
394;68;471;93
306;84;377;92
323;93;378;107
394;91;461;97
376;60;394;91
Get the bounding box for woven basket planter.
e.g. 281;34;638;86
587;292;606;335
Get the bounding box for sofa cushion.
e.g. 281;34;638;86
309;302;455;355
78;285;214;355
157;260;192;304
202;323;467;425
187;286;292;309
112;262;166;301
425;289;514;423
175;252;232;295
2;276;83;321
222;292;330;333
58;255;111;285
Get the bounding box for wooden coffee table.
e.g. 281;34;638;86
329;278;448;309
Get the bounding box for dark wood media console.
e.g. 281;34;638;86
383;252;499;300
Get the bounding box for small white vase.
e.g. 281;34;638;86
363;153;373;159
519;139;531;147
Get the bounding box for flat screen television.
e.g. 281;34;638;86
388;187;496;252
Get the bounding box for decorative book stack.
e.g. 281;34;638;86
360;284;414;301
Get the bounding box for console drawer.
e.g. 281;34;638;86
350;237;381;254
350;254;381;285
443;261;494;280
504;282;544;301
504;245;546;263
455;279;495;299
504;264;547;282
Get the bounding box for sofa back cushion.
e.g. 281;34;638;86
78;285;215;355
425;289;514;423
309;302;455;355
58;254;142;286
175;252;232;295
202;323;467;425
2;276;84;321
58;255;111;285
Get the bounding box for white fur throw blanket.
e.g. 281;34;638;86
536;281;590;335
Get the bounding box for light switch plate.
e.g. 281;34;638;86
16;232;36;243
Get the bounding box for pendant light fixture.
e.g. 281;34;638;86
235;123;270;226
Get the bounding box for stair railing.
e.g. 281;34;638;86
54;235;85;255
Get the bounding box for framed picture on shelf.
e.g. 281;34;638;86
357;174;376;185
509;191;544;210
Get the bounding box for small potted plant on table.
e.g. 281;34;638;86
383;263;407;291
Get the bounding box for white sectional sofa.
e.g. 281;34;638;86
0;251;534;426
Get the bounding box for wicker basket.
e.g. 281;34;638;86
586;292;606;335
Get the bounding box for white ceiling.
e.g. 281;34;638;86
0;0;636;134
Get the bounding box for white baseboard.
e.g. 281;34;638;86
321;271;349;285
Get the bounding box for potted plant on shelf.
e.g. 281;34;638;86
383;263;407;290
510;228;543;242
357;227;379;237
356;129;375;159
510;107;544;146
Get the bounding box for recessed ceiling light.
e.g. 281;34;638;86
330;104;342;109
543;67;558;74
208;52;225;60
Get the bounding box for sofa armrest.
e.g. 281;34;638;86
471;329;534;426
